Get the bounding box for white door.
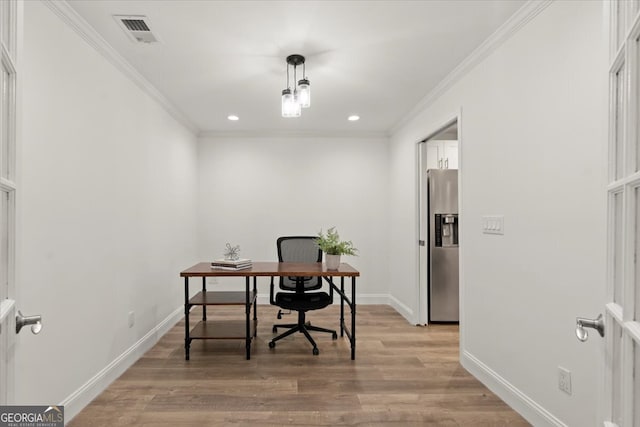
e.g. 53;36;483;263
425;142;440;170
0;0;18;405
599;1;640;425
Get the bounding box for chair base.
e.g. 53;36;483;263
276;309;291;319
269;311;337;355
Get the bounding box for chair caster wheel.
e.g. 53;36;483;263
312;347;319;356
277;313;282;319
272;326;278;333
269;341;276;349
332;332;338;340
305;321;311;327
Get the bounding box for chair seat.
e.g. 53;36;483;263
275;291;331;311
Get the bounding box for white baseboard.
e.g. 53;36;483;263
61;306;184;422
355;294;392;305
460;350;566;427
388;294;415;324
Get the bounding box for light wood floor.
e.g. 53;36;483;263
68;305;530;426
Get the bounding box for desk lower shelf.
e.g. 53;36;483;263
189;290;256;305
188;291;257;340
189;320;257;340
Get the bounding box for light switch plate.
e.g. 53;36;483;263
482;215;504;235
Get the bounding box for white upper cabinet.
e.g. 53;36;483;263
426;140;458;170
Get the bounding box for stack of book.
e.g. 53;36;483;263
211;258;252;270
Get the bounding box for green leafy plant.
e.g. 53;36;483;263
315;227;358;256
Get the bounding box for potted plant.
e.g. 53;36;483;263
315;227;358;270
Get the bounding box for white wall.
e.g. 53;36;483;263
389;1;607;426
16;0;198;412
197;135;389;301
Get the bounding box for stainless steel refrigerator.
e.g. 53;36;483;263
427;169;459;322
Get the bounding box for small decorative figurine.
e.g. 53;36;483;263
224;243;240;261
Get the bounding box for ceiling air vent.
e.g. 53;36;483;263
114;15;159;44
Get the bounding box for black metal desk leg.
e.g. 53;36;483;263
184;277;191;361
202;277;207;321
245;276;251;360
351;276;356;360
340;277;345;337
253;276;257;337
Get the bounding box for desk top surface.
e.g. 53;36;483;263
180;261;360;277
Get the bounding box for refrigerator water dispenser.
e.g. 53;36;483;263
434;214;458;247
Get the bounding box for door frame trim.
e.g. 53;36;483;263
415;109;462;327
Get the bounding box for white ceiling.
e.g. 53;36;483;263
67;0;526;135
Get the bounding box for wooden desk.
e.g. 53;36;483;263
180;262;360;360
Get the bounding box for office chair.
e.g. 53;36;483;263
269;236;337;355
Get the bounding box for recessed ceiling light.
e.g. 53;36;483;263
348;115;360;121
227;115;239;121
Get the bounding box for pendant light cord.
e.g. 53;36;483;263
293;64;297;91
286;63;290;89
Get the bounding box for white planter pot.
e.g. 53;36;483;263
325;254;341;270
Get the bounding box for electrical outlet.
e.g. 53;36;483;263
207;277;218;285
558;367;572;395
128;311;135;328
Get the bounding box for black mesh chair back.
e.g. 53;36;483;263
277;236;322;291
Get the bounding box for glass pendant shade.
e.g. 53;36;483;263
282;88;297;118
297;78;311;108
291;90;301;116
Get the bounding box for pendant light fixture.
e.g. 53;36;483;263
281;54;310;118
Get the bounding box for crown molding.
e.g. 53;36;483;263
43;0;199;135
390;0;553;136
198;129;389;139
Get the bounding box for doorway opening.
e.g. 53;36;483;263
417;118;460;325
